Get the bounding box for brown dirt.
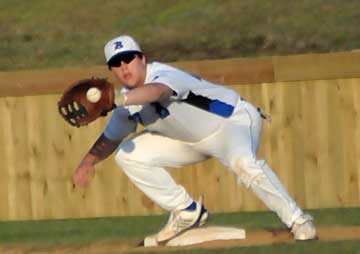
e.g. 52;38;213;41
0;225;359;254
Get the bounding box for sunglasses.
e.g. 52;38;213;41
107;53;140;69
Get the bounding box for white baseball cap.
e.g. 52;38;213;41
104;35;142;63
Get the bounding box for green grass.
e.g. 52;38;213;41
0;207;359;252
1;0;360;71
163;241;360;254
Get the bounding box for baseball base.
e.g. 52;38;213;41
143;226;246;247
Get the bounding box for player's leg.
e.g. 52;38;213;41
204;100;316;240
114;130;208;242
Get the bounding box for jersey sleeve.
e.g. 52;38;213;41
104;106;137;141
149;69;200;100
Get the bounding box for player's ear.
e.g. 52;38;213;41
140;54;147;64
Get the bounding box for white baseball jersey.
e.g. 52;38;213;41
104;62;241;143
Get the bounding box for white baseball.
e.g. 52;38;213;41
86;87;102;103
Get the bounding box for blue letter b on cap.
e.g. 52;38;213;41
114;41;123;49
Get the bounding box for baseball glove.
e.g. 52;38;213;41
58;77;116;127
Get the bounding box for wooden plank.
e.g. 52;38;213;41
25;95;45;219
273;51;360;82
5;97;33;220
0;57;274;97
0;98;15;220
352;79;360;205
287;82;306;206
291;83;306;206
0;66;111;97
174;57;274;86
1;51;360;98
301;81;322;208
263;82;284;202
0;98;10;220
338;79;359;206
318;81;340;207
276;83;302;202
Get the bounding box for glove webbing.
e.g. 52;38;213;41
59;101;88;127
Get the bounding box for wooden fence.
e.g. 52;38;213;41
0;51;359;221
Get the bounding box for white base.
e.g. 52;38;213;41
144;226;246;247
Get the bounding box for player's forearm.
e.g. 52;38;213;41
123;83;173;105
82;133;121;165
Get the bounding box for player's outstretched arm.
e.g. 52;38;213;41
73;133;121;188
117;83;173;106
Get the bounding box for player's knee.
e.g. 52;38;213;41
114;149;129;168
232;157;264;188
114;143;154;170
114;141;138;167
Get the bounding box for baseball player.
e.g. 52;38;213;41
73;35;317;242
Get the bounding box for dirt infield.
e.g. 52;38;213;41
0;225;359;254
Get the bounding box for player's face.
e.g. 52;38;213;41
108;53;146;89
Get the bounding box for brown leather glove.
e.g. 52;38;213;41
58;77;115;127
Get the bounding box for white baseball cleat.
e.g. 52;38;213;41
156;197;208;243
291;214;317;240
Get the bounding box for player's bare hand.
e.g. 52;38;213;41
73;162;95;188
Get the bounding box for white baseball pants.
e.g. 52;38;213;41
114;100;303;227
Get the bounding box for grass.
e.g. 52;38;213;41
167;241;360;254
0;207;359;252
1;0;360;71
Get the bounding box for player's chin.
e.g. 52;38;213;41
124;79;140;89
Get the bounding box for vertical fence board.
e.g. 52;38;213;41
0;99;10;219
352;79;360;205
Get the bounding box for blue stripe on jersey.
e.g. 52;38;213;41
182;91;234;118
209;100;234;117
